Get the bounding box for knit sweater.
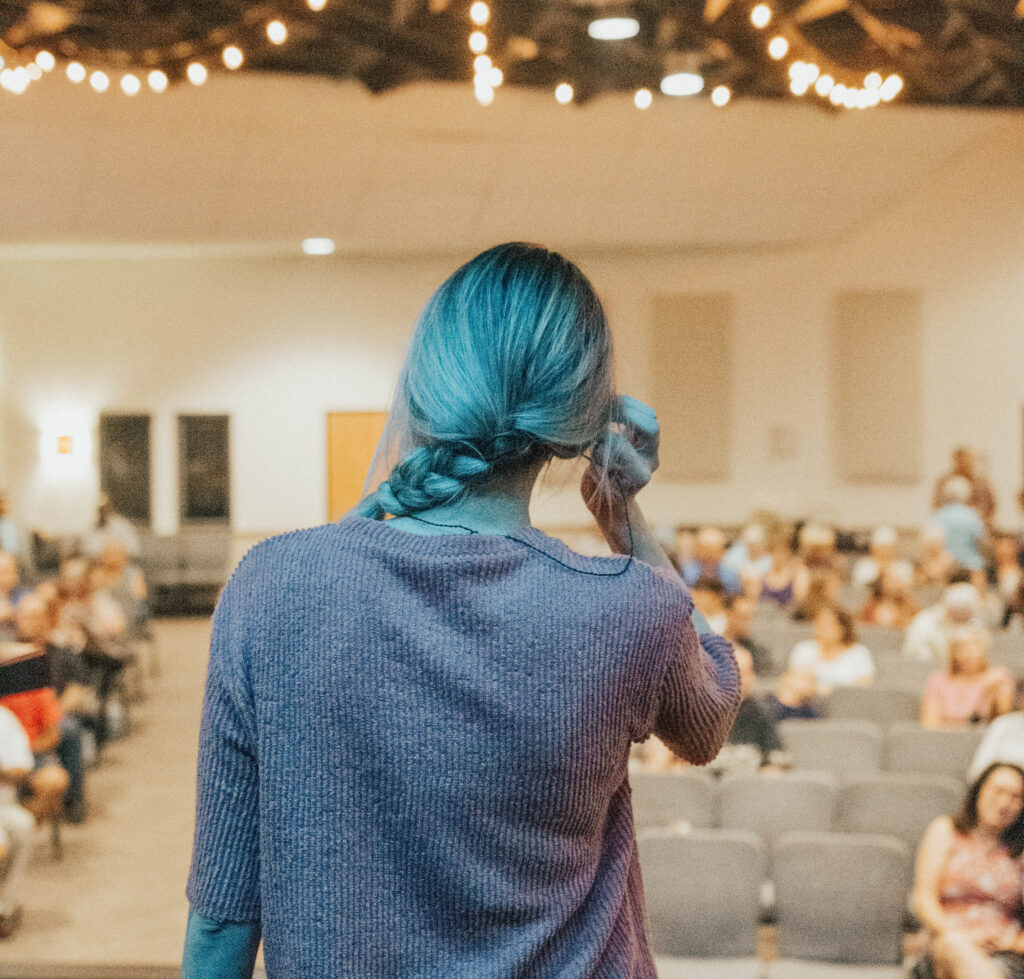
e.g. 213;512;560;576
186;515;740;978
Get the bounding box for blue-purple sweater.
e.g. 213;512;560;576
186;515;740;978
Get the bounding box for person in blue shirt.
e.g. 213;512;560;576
933;476;987;592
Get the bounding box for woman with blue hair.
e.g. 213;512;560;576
182;242;740;978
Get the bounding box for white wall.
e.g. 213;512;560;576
1;120;1021;540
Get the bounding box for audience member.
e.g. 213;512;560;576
690;576;728;635
993;536;1022;618
859;561;921;629
0;704;34;940
787;606;875;694
921;628;1012;729
932;477;987;591
758;534;798;608
762;670;822;721
912;763;1024;979
722;521;772;588
904;583;985;664
0;494;21;563
916;524;956;590
791;567;841;622
933;446;997;529
0;554;29;635
680;526;742;595
82;495;141;562
722;594;775;675
711;646;786;774
851;525;900;589
969;680;1024;781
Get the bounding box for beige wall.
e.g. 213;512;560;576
2;121;1021;540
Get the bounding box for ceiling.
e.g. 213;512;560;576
0;0;1021;109
0;72;1012;254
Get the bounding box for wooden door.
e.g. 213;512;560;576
326;411;388;521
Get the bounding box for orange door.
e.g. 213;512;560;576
326;411;389;521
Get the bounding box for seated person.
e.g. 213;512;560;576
0;554;29;639
921;627;1012;729
933;476;988;594
0;684;68;830
680;526;742;595
722;594;775;675
690;575;728;635
710;646;787;774
904;582;985;665
762;669;822;721
851;525;900;589
758;534;798;608
859;561;920;629
0;704;35;940
912;762;1024;979
993;535;1023;627
791;567;842;622
969;679;1024;780
787;605;875;695
916;524;956;590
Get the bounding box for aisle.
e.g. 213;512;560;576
0;617;263;971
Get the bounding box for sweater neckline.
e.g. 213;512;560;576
336;513;633;575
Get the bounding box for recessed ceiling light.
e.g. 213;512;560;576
302;238;335;256
660;71;704;96
588;17;640;41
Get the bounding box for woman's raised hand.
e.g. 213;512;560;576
581;395;660;526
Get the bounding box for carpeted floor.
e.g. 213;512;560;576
0;617;267;973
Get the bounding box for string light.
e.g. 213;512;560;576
120;73;141;95
768;36;788;59
829;83;845;105
473;54;491;74
469;31;487;54
555;82;573;104
474;82;494;105
66;61;86;83
222;46;244;69
267;20;287;45
751;4;772;27
879;74;903;101
711;85;731;106
89;70;110;92
470;2;490;26
864;72;882;89
634;87;652;109
814;73;834;96
26;63;42;80
307;0;328;8
35;51;55;72
148;69;168;92
187;62;207;85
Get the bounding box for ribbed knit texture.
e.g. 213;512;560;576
186;515;740;979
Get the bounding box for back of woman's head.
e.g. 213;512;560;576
358;242;615;518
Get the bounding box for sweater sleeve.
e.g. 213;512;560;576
185;556;262;922
181;909;261;979
653;615;742;766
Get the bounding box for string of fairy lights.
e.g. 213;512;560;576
0;0;905;110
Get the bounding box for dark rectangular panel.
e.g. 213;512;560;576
178;415;230;524
651;293;732;481
833;290;923;484
99;414;151;524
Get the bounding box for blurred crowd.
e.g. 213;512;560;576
0;494;150;939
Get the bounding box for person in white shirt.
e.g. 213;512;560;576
904;582;984;665
0;705;36;939
968;680;1024;781
788;605;875;695
852;525;900;589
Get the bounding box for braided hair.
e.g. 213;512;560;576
357;243;615;519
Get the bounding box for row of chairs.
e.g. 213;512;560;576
632;769;961;854
642;829;909;978
776;719;984;781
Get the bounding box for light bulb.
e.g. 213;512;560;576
187;62;207;85
474;83;494;105
307;0;327;9
89;70;109;92
555;82;573;104
66;61;86;83
469;31;487;54
814;74;834;96
711;85;731;106
751;4;772;27
148;70;168;92
879;74;903;101
829;83;846;105
26;63;42;81
473;55;491;74
588;17;640;40
864;72;882;89
768;36;788;59
634;88;652;109
120;73;141;95
36;51;56;71
223;46;244;70
470;2;489;26
267;20;287;44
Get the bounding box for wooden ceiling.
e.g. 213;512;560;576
0;0;1020;108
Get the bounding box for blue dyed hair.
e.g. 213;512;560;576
357;242;616;518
